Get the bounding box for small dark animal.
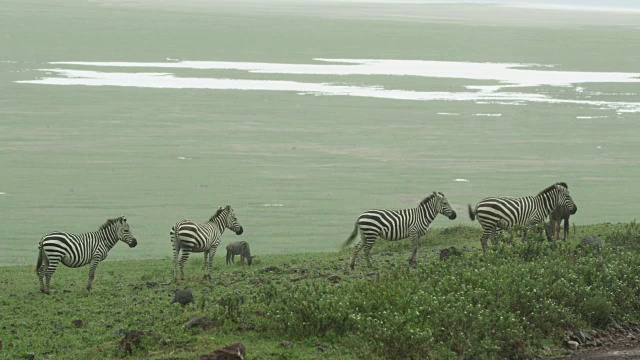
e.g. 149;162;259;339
226;241;254;266
172;289;194;306
548;204;572;240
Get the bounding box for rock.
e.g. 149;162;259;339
566;340;579;351
326;274;340;283
317;342;331;352
185;315;208;329
72;319;83;328
261;266;280;273
580;236;603;248
439;246;462;260
119;330;144;356
200;342;245;360
571;331;588;344
280;341;293;349
172;289;194;306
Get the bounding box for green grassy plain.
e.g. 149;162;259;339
1;0;640;266
1;223;640;359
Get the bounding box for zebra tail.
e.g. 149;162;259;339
35;245;45;273
468;204;477;221
342;222;359;248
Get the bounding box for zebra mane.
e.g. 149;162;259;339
538;182;569;196
208;207;226;222
98;216;125;231
419;192;443;206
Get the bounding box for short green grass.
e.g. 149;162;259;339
2;222;639;359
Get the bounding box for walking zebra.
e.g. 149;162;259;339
468;182;577;251
36;216;138;294
343;192;457;269
171;205;244;280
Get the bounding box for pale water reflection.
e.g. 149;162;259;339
15;59;640;112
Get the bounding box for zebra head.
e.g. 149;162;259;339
433;192;457;220
115;216;138;248
220;205;244;235
555;183;578;215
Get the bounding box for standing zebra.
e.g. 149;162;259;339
468;182;577;251
36;216;138;294
171;205;244;281
343;192;457;269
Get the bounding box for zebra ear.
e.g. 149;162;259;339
225;205;231;210
121;216;127;222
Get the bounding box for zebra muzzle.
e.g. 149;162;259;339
235;227;244;235
129;238;138;248
448;212;457;220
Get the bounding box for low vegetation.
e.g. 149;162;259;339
1;222;639;359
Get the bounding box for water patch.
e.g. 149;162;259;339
0;192;6;195
437;112;459;116
16;58;640;113
576;116;608;119
262;204;284;207
474;113;502;117
453;179;469;182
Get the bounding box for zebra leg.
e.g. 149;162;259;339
37;249;48;294
350;242;363;270
87;258;101;291
363;240;375;268
479;230;492;252
207;246;219;279
172;239;181;281
179;249;191;280
43;255;60;295
408;234;420;267
203;251;211;280
563;219;569;240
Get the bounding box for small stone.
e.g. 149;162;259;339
72;319;83;328
280;341;294;348
200;342;245;360
566;340;579;351
27;353;35;360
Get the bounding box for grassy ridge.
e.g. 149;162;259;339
1;223;640;359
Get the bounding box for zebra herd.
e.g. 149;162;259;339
35;182;576;294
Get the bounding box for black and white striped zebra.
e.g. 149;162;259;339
171;205;244;280
343;192;457;269
468;182;577;251
36;216;137;294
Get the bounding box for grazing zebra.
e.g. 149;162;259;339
468;182;577;251
226;241;254;266
548;204;572;241
171;205;244;280
36;216;137;295
343;192;457;269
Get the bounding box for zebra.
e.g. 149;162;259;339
468;182;577;251
36;216;137;295
548;204;572;241
171;205;244;280
343;192;457;269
